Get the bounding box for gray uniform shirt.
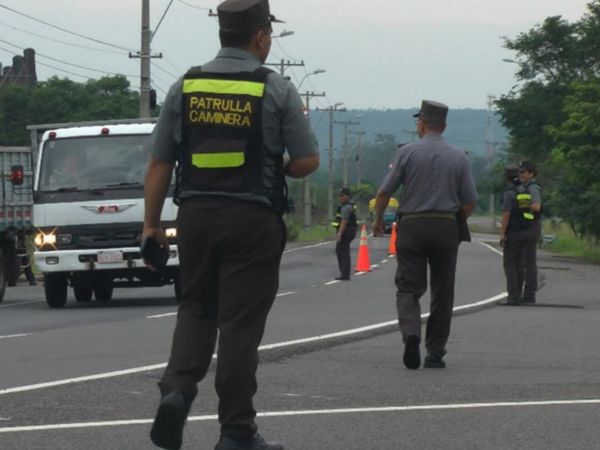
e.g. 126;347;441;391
340;203;353;221
502;180;542;212
379;133;478;214
151;47;318;204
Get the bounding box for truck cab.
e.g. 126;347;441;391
31;121;179;308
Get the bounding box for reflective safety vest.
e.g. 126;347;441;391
509;182;541;230
332;202;358;230
176;66;287;214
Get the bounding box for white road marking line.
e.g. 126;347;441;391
0;300;45;308
147;292;297;319
283;242;331;254
479;240;503;256
370;264;379;268
381;259;388;264
0;292;505;396
355;272;366;276
3;398;600;433
0;334;31;340
276;291;297;297
146;312;177;319
324;280;339;285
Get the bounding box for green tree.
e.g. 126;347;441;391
0;84;32;145
547;80;600;238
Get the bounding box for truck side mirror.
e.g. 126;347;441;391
9;165;24;186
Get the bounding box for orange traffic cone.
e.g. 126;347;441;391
355;224;371;272
388;222;397;256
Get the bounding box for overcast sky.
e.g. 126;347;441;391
0;0;593;109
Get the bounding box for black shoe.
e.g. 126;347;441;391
521;298;536;304
150;391;190;450
505;298;523;306
403;335;421;369
335;276;350;281
215;433;284;450
423;354;446;369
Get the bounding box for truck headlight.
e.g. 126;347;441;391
34;231;57;248
165;228;177;238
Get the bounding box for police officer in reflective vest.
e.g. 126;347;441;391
500;161;542;305
142;1;319;448
332;187;357;280
373;100;478;370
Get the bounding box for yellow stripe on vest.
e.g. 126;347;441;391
183;79;265;97
192;152;245;168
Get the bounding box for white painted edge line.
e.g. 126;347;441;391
478;240;503;256
3;398;600;433
381;259;388;264
0;334;31;340
0;292;505;396
146;312;177;319
0;300;45;308
283;241;331;254
146;292;297;319
276;291;297;298
324;280;339;285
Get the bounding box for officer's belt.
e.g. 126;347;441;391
401;211;456;220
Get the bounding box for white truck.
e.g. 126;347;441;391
28;119;180;308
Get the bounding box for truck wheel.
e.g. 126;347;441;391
0;250;6;303
94;282;113;302
74;285;93;302
44;273;68;308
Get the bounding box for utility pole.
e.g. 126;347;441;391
485;95;497;231
130;0;162;118
265;59;305;76
299;91;326;229
334;119;359;187
317;103;346;219
349;130;366;185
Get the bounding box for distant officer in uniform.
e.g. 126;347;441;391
332;187;357;280
500;161;542;305
142;0;319;448
373;100;477;370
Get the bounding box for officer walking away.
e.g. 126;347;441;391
143;1;319;448
500;161;542;305
373;100;477;370
332;187;357;280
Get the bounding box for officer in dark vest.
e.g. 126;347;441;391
373;100;478;370
332;187;357;280
142;0;319;448
500;161;542;305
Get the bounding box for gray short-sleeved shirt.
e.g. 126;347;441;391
502;181;542;212
151;47;319;204
379;134;478;214
340;203;353;221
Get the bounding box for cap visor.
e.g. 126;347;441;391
270;14;285;23
412;112;421;118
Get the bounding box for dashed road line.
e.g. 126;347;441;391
283;242;331;254
146;312;176;319
478;240;503;256
0;300;45;308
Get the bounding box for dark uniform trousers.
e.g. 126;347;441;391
159;196;285;438
335;226;356;278
394;217;459;357
503;222;540;302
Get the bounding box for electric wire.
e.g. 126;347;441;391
0;21;125;55
0;3;133;52
176;0;212;11
152;0;175;40
152;61;179;79
0;38;137;77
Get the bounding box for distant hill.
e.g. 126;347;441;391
308;108;508;158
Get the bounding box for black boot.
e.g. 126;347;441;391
150;391;191;450
214;433;284;450
403;335;421;369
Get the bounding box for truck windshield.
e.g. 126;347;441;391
37;134;152;192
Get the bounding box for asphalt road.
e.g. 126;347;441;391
1;233;598;449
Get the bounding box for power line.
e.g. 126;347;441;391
152;61;179;79
0;21;125;55
0;38;137;77
176;0;212;11
0;3;133;52
162;56;183;74
152;0;175;40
